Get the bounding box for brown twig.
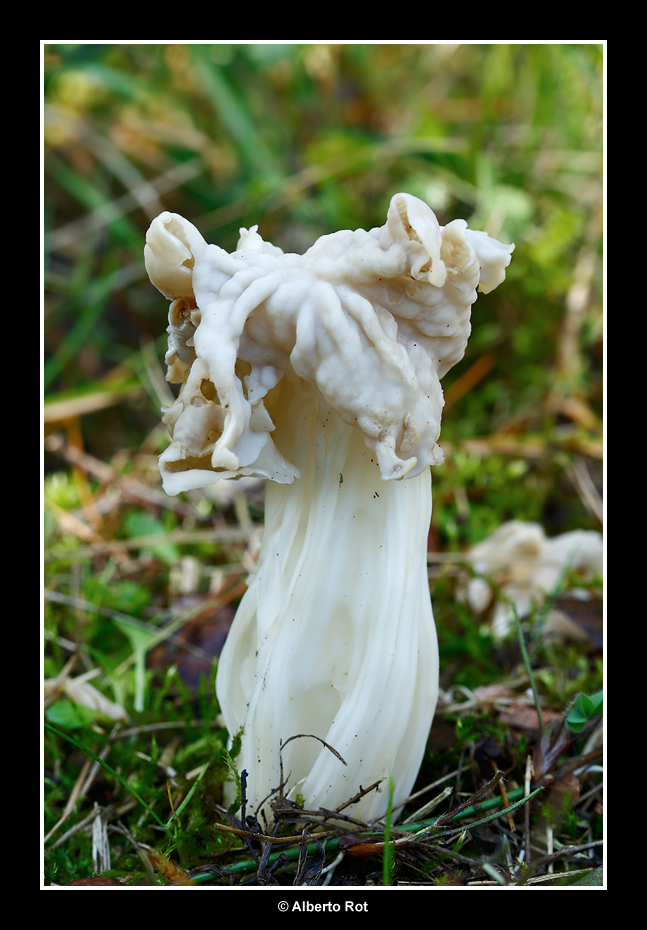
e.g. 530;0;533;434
435;770;505;827
213;821;311;845
491;759;515;830
280;733;347;766
335;780;384;814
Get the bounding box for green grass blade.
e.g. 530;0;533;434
382;776;396;886
44;723;168;831
512;604;545;740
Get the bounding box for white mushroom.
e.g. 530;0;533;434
145;194;514;821
459;520;603;638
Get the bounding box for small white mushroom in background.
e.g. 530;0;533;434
145;194;514;822
458;520;603;639
44;671;129;723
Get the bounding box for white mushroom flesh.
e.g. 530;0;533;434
145;194;514;820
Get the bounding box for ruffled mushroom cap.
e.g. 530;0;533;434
145;194;514;496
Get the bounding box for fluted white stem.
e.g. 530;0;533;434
216;375;438;821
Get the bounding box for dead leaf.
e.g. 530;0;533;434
499;703;562;736
44;675;128;722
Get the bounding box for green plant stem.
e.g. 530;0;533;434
382;777;395;886
513;604;545;740
168;763;209;826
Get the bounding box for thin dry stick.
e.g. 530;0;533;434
43;651;82;709
335;780;384;814
108;720;223;740
278;734;348;805
214;822;308;845
46;151;203;251
391;768;461;820
166;781;177;821
524;754;533;864
491;759;515;831
79;726;121;798
515;868;596;886
435;770;505;827
44;724;121;843
44;589;213;663
45;805;106;853
92;803;111;873
402;786;452;826
530;839;603;871
568;457;603;525
280;734;348;766
44;755;93;844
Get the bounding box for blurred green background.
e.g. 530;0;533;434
44;41;603;544
42;42;604;885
